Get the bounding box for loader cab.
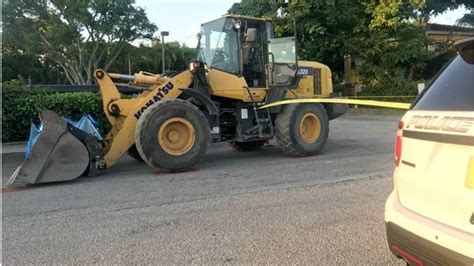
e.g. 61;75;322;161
197;16;298;90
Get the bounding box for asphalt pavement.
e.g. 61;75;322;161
2;112;404;264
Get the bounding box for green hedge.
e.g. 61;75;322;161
2;80;110;142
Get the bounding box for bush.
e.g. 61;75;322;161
332;83;345;95
363;79;420;97
2;80;109;142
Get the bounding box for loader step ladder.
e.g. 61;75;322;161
245;102;274;140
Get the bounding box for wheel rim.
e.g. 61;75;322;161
299;113;321;144
158;118;195;156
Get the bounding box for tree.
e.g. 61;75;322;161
457;10;474;27
3;0;157;84
421;0;473;22
2;45;67;84
228;0;281;18
108;42;196;75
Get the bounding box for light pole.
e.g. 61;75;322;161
160;31;169;74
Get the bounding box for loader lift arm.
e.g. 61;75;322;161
94;69;194;169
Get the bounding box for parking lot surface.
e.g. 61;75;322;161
2;112;403;264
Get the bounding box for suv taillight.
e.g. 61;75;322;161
395;121;403;166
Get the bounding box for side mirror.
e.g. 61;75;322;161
246;28;257;42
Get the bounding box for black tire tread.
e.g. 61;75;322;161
275;104;300;156
275;104;329;157
135;99;210;172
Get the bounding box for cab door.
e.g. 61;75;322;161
267;36;298;86
265;20;298;88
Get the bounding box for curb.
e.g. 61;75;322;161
1;142;26;155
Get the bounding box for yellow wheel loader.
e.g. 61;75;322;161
8;15;347;186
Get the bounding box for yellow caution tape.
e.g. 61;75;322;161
260;98;411;110
349;95;417;98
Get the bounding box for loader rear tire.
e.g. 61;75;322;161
229;140;266;152
135;99;210;172
275;103;329;157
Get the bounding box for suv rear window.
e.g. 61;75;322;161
413;54;474;111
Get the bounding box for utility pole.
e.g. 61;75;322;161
160;31;169;74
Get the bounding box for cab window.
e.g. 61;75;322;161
198;18;239;74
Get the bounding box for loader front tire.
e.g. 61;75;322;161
135;99;210;172
275;103;329;157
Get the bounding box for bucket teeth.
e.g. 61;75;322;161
7;110;90;186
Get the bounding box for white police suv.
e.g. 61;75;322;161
385;37;474;265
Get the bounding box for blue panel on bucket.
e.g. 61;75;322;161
25;114;102;158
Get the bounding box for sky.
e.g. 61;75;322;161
135;0;236;47
135;0;469;47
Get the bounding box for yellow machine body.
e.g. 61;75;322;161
7;15;346;186
95;59;335;168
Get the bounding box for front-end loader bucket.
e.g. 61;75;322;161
7;110;90;186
